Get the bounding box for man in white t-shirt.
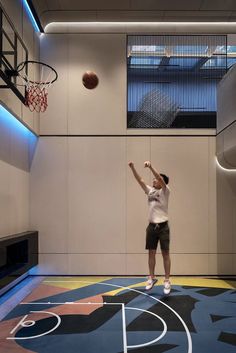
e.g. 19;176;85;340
128;161;171;295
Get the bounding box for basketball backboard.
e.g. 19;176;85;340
0;4;28;104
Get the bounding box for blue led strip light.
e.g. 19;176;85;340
22;0;43;32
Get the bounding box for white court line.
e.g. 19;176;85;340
42;280;192;353
20;302;127;353
125;307;167;349
7;311;61;340
9;315;29;334
122;304;128;353
19;303;165;351
21;302;123;305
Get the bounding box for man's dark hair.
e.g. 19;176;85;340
160;173;169;185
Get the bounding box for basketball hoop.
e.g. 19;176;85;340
16;60;58;113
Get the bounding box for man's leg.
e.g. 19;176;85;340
162;249;171;294
148;249;156;278
161;249;171;279
145;224;158;290
146;249;157;290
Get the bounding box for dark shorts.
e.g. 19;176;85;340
146;221;170;251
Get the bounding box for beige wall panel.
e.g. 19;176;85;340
216;39;236;274
22;104;40;134
0;91;22;120
208;138;217;253
34;224;68;255
216;165;236;277
233;254;236;274
209;254;233;275
0;113;10;159
217;123;236;169
127;253;210;275
126;137;151;253
0;0;22;37
22;8;35;57
208;254;218;274
23;87;40;133
39;35;68;134
126;254;150;275
0;115;31;237
10;126;29;171
9;166;29;234
68;254;126;275
217;65;236;133
216;168;234;253
68;137;126;253
33;110;40;134
0;160;11;237
150;137;209;254
233;201;236;254
30;138;68;253
35;254;68;275
0;163;29;237
171;254;209;275
67;34;126;135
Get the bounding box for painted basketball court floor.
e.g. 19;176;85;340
0;276;235;353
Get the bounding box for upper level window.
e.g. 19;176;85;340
127;35;230;129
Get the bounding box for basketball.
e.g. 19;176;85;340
82;71;99;89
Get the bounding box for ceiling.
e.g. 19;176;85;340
31;0;236;28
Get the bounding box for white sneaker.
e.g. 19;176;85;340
145;277;157;290
163;279;171;295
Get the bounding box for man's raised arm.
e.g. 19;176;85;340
128;162;148;193
144;161;166;189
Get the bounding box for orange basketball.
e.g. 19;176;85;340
82;71;99;89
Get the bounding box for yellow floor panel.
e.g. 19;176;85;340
43;276;236;290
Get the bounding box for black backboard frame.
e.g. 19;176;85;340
0;5;28;104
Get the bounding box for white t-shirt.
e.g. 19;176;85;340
145;185;170;223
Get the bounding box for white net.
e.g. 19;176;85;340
16;61;57;112
25;83;49;112
129;89;180;128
